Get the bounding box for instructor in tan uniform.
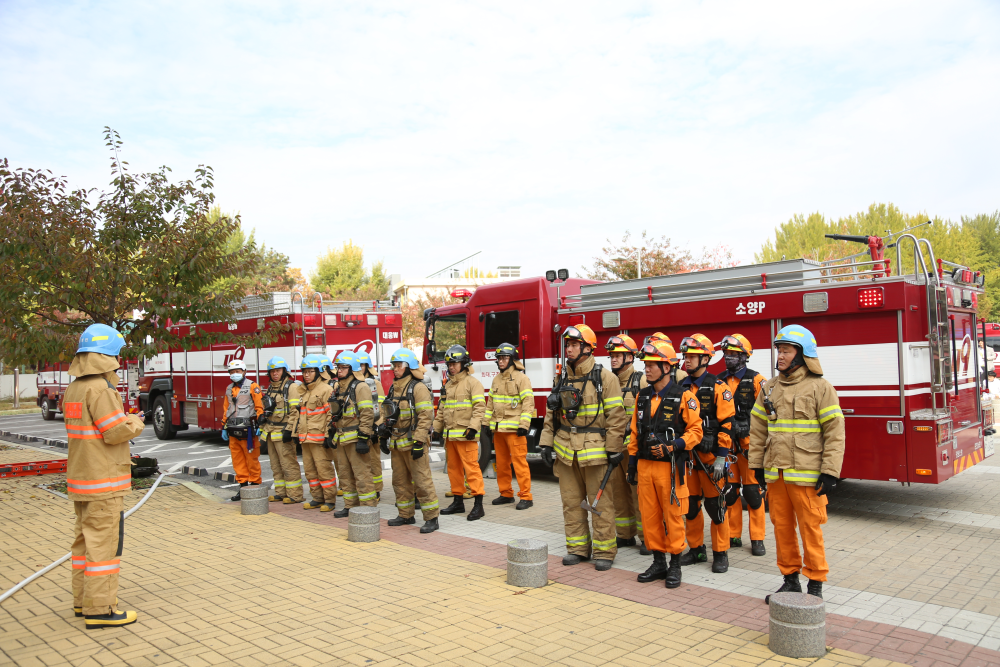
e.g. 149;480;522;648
65;324;145;628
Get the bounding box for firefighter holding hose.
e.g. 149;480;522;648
627;340;701;588
65;324;145;628
539;324;627;571
748;324;845;602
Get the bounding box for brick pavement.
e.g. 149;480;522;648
1;473;904;667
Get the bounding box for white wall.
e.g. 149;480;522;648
0;374;38;400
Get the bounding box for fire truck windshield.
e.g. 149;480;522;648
427;314;466;363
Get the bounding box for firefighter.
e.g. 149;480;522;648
329;351;377;517
484;342;534;510
318;356;346;498
646;332;688;383
261;356;303;504
435;345;487;520
382;348;441;533
716;334;767;556
540;324;628;571
355;351;386;500
293;354;337;510
678;333;736;573
749;324;845;602
605;335;648;552
221;359;266;501
65;324;145;628
627;340;702;588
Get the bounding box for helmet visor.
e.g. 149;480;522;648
605;336;633;352
679;336;711;355
564;326;583;341
719;335;749;354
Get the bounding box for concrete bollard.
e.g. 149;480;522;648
506;539;548;588
768;592;826;658
240;484;269;516
348;506;381;542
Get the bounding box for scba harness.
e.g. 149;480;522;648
379;379;418;442
692;372;734;455
547;363;607;437
261;378;294;426
634;383;689;505
718;368;761;449
225;379;258;439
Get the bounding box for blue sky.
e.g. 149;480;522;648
3;1;999;282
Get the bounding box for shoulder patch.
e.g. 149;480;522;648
722;390;733;401
253;386;261;394
65;402;83;419
687;398;698;410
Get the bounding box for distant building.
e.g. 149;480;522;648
389;266;521;305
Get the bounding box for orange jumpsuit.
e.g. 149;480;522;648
628;382;702;555
222;381;265;484
682;373;735;553
723;370;767;543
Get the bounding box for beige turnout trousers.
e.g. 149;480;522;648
332;444;377;507
557;455;617;560
265;432;304;502
390;449;441;519
72;497;124;616
609;456;642;540
302;442;338;504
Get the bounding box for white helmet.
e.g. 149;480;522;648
227;359;247;372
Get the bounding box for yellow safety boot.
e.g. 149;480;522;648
85;608;137;629
303;501;323;510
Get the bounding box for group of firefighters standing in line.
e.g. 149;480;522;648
62;315;844;629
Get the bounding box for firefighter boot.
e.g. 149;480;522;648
334;508;350;518
439;496;466;515
679;544;707;566
765;573;802;604
388;515;416;526
562;554;590;566
420;517;439;534
282;498;294;504
515;499;533;510
807;580;823;599
492;495;515;505
751;540;766;556
617;537;636;548
320;504;333;512
664;553;682;589
594;558;613;571
230;482;249;502
712;551;729;574
638;539;651;556
467;495;485;521
84;608;138;630
637;552;667;583
302;501;323;510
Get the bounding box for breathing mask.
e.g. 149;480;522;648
230;373;244;383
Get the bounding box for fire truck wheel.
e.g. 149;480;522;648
478;429;494;472
152;395;177;440
41;399;56;421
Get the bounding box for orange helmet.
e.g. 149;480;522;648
645;331;673;346
564;324;597;348
638;341;678;365
679;333;714;356
719;334;752;356
605;334;638;354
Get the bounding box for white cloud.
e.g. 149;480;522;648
1;0;998;281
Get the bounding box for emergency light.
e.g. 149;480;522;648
857;286;884;309
450;288;473;299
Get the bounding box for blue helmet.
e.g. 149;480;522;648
301;354;324;370
266;356;292;373
318;355;334;372
390;348;420;370
77;324;127;356
774;325;818;357
335;351;361;372
354;351;373;367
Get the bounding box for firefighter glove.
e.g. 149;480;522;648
432;431;443;442
355;439;370;455
711;457;726;482
815;473;839;496
411;444;424;460
323;436;336;449
463;428;477;441
606;451;624;468
752;468;766;486
221;429;229;442
379;438;390;455
281;429;292;442
626;455;638;485
516;427;528;437
650;442;672;459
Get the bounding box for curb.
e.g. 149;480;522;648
183;466;209;477
180;481;225;502
214;472;238;483
0;429;68;449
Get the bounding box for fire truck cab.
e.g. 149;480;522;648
36;360;141;421
140;292;402;441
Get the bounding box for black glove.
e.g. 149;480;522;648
281;429;292;442
606;451;624;467
516;427;528;437
463;428;477;440
711;456;727;482
355;439;370;455
379;438;390;455
411;444;425;460
324;437;337;449
626;455;638;486
753;468;766;486
815;473;839;496
432;431;443;443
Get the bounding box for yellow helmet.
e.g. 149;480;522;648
679;333;714;356
564;324;597;348
719;334;752;356
638;341;678;365
605;334;638;354
645;332;673;347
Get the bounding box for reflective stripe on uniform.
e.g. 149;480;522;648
343;492;359;500
768;419;821;433
320;479;336;488
286;479;303;488
359;491;377;502
615;516;636;527
66;475;131;494
446;428;474;439
553;441;606;462
302;405;330;416
751;403;768;420
308;479;321;487
94;410;128;433
603;396;623;413
272;480;286;488
396;499;415;508
66;424;102;440
819;405;844;423
372;473;383;484
592;537;616;551
414;401;433;412
84;559;120;577
301;434;325;443
764;467;820;484
566;535;591;547
420;499;439;511
71;556;86;570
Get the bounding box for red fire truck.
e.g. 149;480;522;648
423;234;994;484
140;292;402;440
36;361;141;421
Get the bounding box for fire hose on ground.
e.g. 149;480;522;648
0;471;175;605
